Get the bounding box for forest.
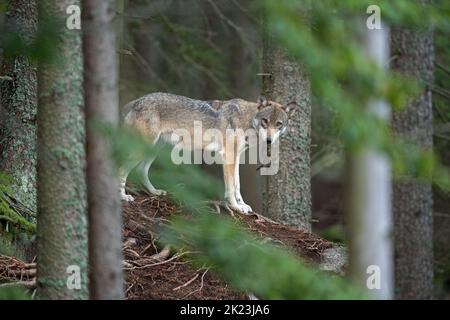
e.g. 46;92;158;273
0;0;449;304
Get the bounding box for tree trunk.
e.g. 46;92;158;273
36;0;88;299
0;0;37;213
391;27;434;300
345;25;393;300
262;21;311;230
229;7;262;213
83;0;124;299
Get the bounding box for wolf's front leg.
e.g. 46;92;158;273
233;159;252;213
223;162;251;214
120;177;134;202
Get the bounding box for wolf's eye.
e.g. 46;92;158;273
261;118;268;128
276;121;283;127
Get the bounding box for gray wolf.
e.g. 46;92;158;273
120;92;296;214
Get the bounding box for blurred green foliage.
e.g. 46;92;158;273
319;224;345;244
258;0;450;190
97;122;222;209
0;285;30;300
101;123;363;299
106;0;450;298
0;10;60;64
163;212;363;299
1;0;449;299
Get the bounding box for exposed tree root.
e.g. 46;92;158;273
183;268;209;299
0;279;36;289
209;200;236;218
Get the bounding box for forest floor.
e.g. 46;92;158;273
0;192;344;299
122;193;339;300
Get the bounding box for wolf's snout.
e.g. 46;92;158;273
266;138;272;145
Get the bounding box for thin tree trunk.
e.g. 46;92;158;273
262;20;312;230
83;0;124;299
231;7;262;213
36;0;88;299
0;0;37;213
346;24;393;300
391;26;434;300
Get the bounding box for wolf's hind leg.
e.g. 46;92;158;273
138;135;167;196
136;156;167;196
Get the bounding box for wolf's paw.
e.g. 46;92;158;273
240;203;253;214
150;189;167;196
121;193;135;202
235;196;253;214
230;202;253;214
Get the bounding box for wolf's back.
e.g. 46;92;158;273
121;92;220;124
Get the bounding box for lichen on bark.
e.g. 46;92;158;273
36;0;88;300
0;0;38;214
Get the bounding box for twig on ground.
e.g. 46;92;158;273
125;282;136;296
173;272;199;291
184;268;209;298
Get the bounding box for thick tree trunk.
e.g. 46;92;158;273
36;0;88;299
83;0;124;299
0;0;37;213
391;27;434;300
262;22;311;230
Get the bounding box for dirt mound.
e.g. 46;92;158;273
0;193;340;299
122;194;334;300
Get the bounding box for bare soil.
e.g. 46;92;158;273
0;192;337;299
123;193;334;300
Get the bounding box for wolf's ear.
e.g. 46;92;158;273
257;95;268;109
284;101;298;118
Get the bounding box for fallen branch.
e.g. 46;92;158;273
125;251;192;270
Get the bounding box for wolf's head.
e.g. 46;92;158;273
251;96;297;144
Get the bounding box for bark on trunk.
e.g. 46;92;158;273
36;0;88;299
262;21;311;230
391;27;434;300
0;0;38;213
83;0;124;299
